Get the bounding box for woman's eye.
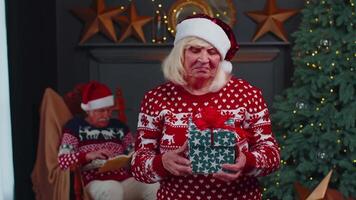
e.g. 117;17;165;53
208;49;219;55
189;47;201;53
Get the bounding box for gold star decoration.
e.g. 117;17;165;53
71;0;124;44
294;170;354;200
114;1;153;43
245;0;299;42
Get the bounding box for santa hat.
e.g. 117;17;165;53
174;14;239;73
80;81;114;111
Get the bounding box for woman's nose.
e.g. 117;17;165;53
197;50;209;63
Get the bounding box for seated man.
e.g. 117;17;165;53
58;81;158;200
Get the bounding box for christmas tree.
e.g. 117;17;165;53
262;0;356;199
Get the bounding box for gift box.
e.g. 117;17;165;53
188;107;237;174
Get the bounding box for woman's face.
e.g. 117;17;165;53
183;44;221;81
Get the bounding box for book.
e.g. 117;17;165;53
98;151;134;173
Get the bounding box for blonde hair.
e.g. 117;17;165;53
162;37;231;92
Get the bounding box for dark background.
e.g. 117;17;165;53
5;0;304;199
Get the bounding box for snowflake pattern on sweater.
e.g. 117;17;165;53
58;117;134;185
131;77;280;200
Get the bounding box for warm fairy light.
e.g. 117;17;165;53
330;76;334;79
316;107;320;111
336;50;340;54
121;6;125;9
309;29;313;32
163;37;167;41
318;123;322;127
173;9;177;13
193;11;197;15
353;160;356;163
330;89;334;93
156;10;160;14
309;177;313;180
315;18;319;22
216;13;220;17
158;4;162;8
152;39;156;43
310;123;314;126
299;124;303;128
293;110;297;114
344;149;347;153
331;62;335;66
163;15;167;19
337;139;341;144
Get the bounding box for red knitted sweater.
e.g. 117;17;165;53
58;117;134;185
131;77;280;200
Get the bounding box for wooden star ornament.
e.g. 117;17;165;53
114;1;153;43
295;170;355;200
245;0;299;42
71;0;124;44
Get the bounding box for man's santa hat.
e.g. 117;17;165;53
81;81;114;111
174;14;239;73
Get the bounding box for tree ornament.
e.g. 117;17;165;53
245;0;299;42
320;39;332;47
114;1;153;43
295;101;307;110
316;152;327;160
71;0;124;44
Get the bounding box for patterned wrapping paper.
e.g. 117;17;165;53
188;117;237;174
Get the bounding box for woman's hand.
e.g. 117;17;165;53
162;141;192;176
213;150;247;182
85;150;110;161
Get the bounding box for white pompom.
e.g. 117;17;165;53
221;60;232;73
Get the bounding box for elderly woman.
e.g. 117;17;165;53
131;14;280;200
